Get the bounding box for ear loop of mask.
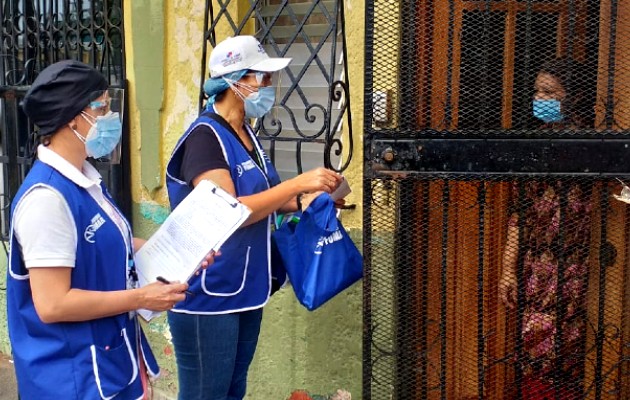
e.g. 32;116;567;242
69;112;97;144
224;78;258;99
70;124;87;144
223;78;262;113
81;111;97;124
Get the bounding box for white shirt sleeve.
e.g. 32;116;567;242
13;186;77;268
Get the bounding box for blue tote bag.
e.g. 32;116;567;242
273;193;363;310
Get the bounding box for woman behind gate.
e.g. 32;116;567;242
498;58;609;399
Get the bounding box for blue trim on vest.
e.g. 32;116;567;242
7;161;158;399
166;114;282;314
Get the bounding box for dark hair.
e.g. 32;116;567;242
538;57;596;128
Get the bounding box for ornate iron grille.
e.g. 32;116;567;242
0;0;128;242
200;0;353;179
365;0;630;399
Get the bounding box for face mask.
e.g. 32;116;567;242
533;99;564;123
78;111;123;158
243;86;276;118
226;76;276;119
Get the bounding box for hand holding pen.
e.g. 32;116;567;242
137;280;189;311
156;276;194;296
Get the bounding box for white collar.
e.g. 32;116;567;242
36;145;102;189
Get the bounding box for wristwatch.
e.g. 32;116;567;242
296;193;304;211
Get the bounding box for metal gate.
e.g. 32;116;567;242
0;0;128;242
365;1;630;399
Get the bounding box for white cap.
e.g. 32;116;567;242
209;35;292;78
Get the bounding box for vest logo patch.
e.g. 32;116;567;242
237;159;257;177
314;229;343;254
84;213;106;243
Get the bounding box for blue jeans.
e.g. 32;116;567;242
167;309;263;400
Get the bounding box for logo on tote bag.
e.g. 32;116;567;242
314;229;343;254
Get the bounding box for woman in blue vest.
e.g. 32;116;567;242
7;60;211;399
165;35;343;399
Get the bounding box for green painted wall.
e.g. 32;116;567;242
130;0;165;193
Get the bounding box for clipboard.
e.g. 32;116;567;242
134;179;251;320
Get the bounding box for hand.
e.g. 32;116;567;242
333;198;346;208
291;168;343;194
498;270;517;309
138;281;189;311
196;250;221;273
300;191;323;210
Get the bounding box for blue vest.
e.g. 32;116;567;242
7;161;159;399
166;113;283;313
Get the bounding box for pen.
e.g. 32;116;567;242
156;276;194;296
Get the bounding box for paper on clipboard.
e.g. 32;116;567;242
135;179;251;320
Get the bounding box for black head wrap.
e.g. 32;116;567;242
22;60;108;136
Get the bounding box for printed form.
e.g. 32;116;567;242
135;179;251;320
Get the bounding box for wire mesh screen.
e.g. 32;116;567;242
365;0;630;399
366;177;630;399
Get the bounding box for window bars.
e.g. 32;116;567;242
0;0;127;243
200;0;353;179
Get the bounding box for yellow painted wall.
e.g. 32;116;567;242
340;0;365;230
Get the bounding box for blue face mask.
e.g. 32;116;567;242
533;99;564;123
80;111;123;159
243;87;276;118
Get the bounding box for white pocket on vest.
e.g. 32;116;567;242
202;245;250;296
90;327;138;399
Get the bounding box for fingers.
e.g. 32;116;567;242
170;293;186;305
498;279;516;309
199;250;221;269
327;178;338;192
508;286;517;308
142;281;188;311
300;191;324;210
160;282;187;306
499;283;507;306
168;282;189;294
299;168;342;193
334;198;346;208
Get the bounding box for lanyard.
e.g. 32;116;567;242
102;194;137;290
